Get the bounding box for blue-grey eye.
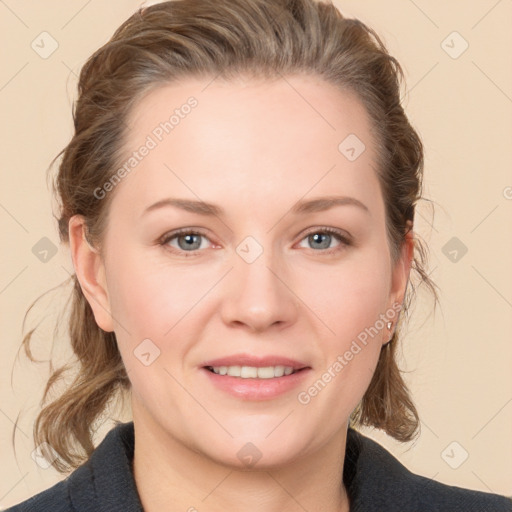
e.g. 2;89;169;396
308;232;333;250
162;231;210;253
175;233;204;251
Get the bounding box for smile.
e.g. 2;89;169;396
206;365;296;378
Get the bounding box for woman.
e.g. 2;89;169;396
7;0;511;510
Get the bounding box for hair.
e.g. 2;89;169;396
18;0;438;473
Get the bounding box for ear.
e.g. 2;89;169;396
68;215;114;332
388;222;415;319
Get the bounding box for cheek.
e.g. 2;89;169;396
106;248;214;335
300;250;392;339
297;263;389;418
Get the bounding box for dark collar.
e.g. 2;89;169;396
67;421;142;512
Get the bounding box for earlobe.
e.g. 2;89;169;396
383;228;414;346
390;223;415;310
68;215;114;332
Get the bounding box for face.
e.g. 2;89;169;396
72;74;411;468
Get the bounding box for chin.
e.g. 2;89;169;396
197;430;311;471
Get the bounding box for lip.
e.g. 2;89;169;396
201;368;311;400
200;353;309;370
200;353;311;401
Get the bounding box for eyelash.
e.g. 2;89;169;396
158;227;352;258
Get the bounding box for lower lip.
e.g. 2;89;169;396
201;368;311;400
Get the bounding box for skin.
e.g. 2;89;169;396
69;74;413;512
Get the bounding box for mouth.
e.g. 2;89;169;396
200;354;311;400
204;365;307;379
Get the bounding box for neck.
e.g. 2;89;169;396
132;410;351;512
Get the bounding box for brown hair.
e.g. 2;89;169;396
19;0;437;473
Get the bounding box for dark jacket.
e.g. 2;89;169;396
6;421;512;511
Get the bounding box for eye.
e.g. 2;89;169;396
159;227;352;257
159;228;212;256
297;227;352;254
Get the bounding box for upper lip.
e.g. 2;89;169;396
201;353;310;370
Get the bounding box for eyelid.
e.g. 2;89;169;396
299;226;353;243
296;226;353;254
159;227;210;242
159;226;353;256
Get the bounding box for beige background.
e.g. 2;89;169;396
1;0;511;508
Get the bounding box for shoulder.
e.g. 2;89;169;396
4;454;97;512
4;422;143;512
346;427;512;512
4;478;72;512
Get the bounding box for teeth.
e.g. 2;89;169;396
227;365;241;377
241;366;258;378
210;365;296;378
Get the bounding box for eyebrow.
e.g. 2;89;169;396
142;195;369;217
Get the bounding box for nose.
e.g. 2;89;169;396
219;244;299;333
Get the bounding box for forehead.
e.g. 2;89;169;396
115;75;382;217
